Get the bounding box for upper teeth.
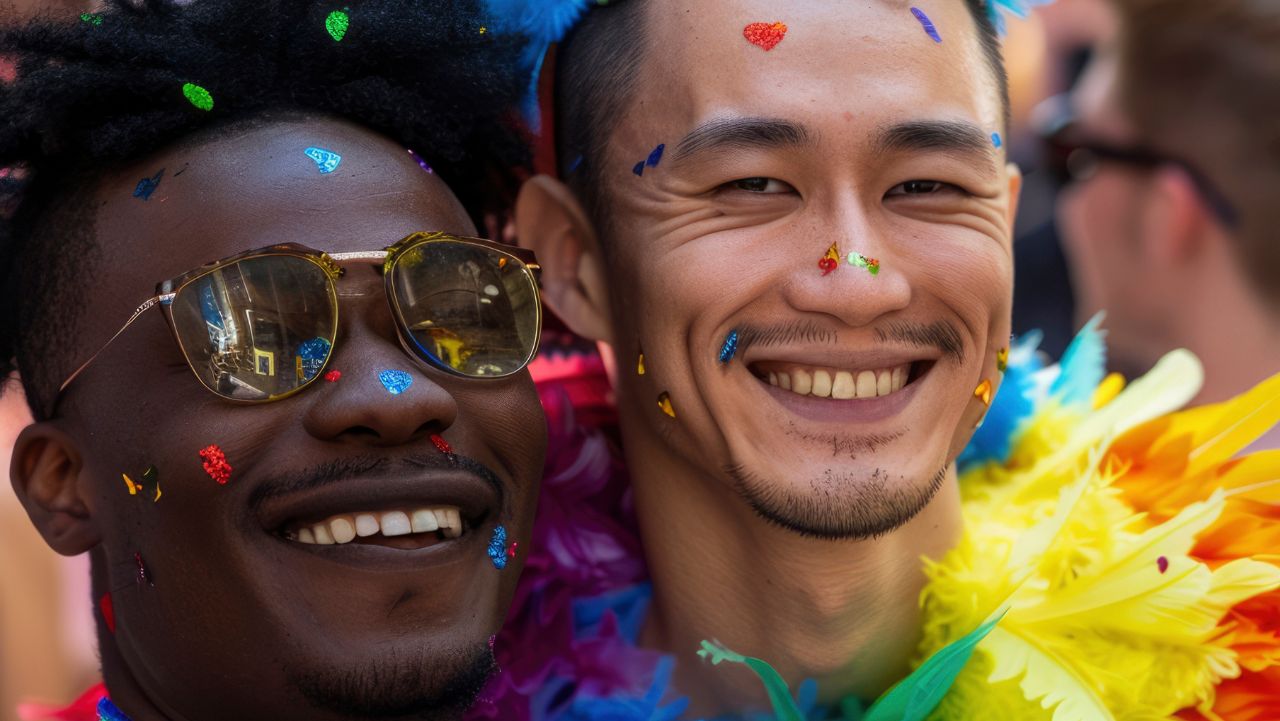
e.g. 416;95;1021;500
289;506;463;545
765;365;908;399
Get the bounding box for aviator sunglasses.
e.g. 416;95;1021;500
57;231;543;404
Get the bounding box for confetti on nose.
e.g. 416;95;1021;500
132;169;164;201
646;144;665;168
743;21;788;51
99;592;115;634
719;330;739;364
488;525;509;569
1157;556;1169;574
820;242;841;276
997;347;1009;373
992;132;1003;149
974;379;994;406
304;147;342;174
910;7;943;43
325;9;350;42
324;369;342;382
379;369;413;395
182;82;214;111
847;252;881;276
657;391;676;418
198;444;232;485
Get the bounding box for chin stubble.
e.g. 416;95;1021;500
725;463;948;540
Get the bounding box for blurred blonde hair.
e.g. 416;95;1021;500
1111;0;1280;306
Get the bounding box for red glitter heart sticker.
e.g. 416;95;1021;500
743;21;787;51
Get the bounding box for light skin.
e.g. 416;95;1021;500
1059;42;1280;449
517;0;1019;713
10;117;546;721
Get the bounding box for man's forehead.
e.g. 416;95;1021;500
631;0;999;139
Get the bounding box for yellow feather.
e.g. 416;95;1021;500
1186;371;1280;478
983;626;1115;721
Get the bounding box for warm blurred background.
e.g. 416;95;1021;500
1;0;1276;717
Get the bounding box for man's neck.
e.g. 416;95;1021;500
623;422;963;715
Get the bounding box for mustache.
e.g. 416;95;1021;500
246;452;506;514
733;319;965;362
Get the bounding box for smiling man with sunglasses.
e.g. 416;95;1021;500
1056;0;1280;449
1;2;547;720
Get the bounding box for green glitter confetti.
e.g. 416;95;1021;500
847;252;881;276
326;9;350;42
182;83;214;112
80;12;102;25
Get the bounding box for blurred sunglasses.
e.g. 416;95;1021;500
1043;120;1239;228
57;231;543;404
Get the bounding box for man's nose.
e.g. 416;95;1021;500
782;205;912;327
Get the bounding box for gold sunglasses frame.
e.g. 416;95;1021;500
56;231;543;404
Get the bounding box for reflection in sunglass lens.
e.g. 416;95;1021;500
169;255;338;400
390;241;539;378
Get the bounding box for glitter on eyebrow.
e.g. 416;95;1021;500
325;9;350;42
182;82;214;111
910;7;943;43
646;144;665;168
379;369;414;395
303;147;342;174
743;21;788;51
132;169;164;201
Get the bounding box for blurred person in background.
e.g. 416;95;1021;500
1056;0;1280;448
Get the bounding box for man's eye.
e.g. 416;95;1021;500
728;177;792;194
887;180;956;196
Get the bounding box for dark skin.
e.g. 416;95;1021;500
9;116;546;721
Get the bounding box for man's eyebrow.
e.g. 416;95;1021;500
875;120;997;165
671;117;815;162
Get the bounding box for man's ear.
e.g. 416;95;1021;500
10;422;99;556
1140;165;1207;266
515;175;614;345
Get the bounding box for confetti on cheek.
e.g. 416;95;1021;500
997;347;1009;373
974;379;994;406
122;473;140;496
507;541;518;559
910;7;943;43
632;161;645;177
303;147;342;174
1157;556;1169;574
132;169;164;201
657;391;676;418
992;132;1003;149
743;21;788;51
487;525;509;569
181;82;214;111
99;592;115;634
379;369;414;395
719;330;739;364
142;465;161;502
325;9;350;42
198;444;232;485
646;144;665;168
820;242;840;276
134;552;154;588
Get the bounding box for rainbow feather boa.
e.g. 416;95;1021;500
470;324;1280;721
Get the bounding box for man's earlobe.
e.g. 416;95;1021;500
514;175;614;344
10;423;99;556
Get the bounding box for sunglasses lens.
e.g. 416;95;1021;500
390;240;540;378
169;254;337;400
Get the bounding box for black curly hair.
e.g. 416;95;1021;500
0;0;531;420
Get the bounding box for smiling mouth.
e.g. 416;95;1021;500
283;506;469;550
749;361;933;400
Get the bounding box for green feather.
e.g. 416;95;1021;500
697;641;805;721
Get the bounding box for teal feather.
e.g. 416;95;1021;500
1049;313;1107;406
984;0;1055;34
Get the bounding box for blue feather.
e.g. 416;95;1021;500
1049;313;1107;406
958;331;1045;468
984;0;1055;35
483;0;595;129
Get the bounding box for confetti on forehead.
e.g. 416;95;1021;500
326;9;350;42
181;83;214;111
324;369;342;382
910;7;943;43
379;369;413;395
743;21;787;51
407;148;434;174
132;169;164;201
303;147;342;174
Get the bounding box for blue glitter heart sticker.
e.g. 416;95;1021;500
304;147;342;174
378;370;413;395
487;525;508;570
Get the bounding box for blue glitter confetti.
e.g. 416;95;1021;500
646;143;665;168
487;525;508;570
992;132;1003;148
98;697;133;721
910;7;943;43
719;330;739;364
632;161;645;177
303;147;342;174
378;369;413;395
132;169;164;201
